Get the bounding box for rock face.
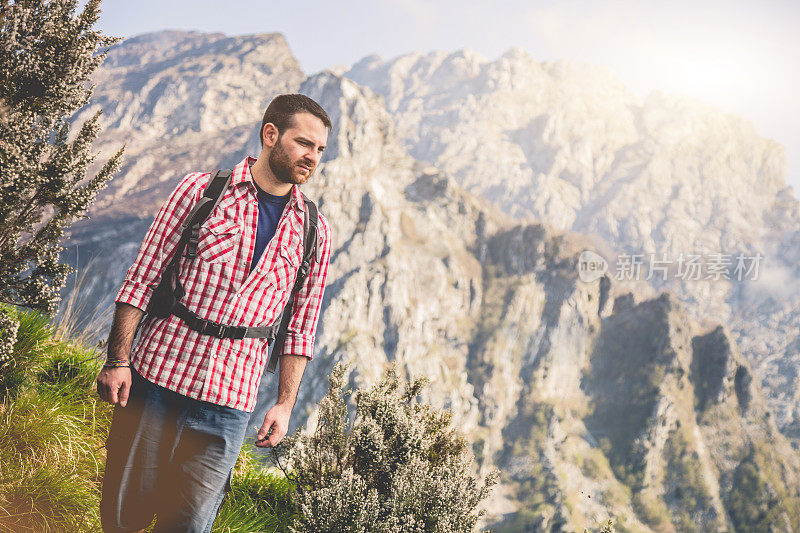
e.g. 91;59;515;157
63;31;800;531
73;30;304;223
343;49;800;436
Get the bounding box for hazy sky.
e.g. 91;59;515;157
90;0;800;194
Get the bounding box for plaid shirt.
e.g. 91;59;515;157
115;156;332;411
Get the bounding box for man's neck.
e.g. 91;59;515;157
249;157;293;196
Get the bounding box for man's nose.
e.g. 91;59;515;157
304;149;321;166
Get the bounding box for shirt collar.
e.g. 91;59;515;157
232;156;305;213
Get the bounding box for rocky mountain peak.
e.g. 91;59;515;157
83;30;302;139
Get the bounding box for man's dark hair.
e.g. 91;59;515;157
260;94;332;147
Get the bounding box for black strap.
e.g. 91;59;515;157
173;303;278;339
149;170;232;322
186;169;232;260
139;170;234;341
144;171;321;359
158;170;233;284
266;195;319;373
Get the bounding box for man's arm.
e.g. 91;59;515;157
279;212;332;360
97;172;206;406
95;302;144;407
256;212;333;447
255;354;307;448
114;172;207;311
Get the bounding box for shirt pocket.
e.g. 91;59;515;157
270;243;301;293
197;215;240;264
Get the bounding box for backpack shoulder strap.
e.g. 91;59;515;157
266;194;320;374
184;169;233;260
139;169;233;331
298;193;320;284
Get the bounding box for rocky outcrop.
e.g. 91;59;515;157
344;49;800;436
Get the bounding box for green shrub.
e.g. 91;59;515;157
0;305;19;364
0;308;110;532
275;363;498;533
633;492;670;529
0;305;53;395
727;442;800;532
662;426;718;530
1;312;499;532
0;0;122;314
584;519;616;533
212;448;297;533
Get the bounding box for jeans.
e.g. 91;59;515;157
100;368;251;533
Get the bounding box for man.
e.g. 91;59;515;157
96;94;332;532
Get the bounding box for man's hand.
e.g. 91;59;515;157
255;403;292;448
256;354;306;447
96;366;133;407
96;303;143;407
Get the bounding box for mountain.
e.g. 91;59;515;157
343;49;800;438
62;31;800;531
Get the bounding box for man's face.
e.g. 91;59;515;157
268;112;329;185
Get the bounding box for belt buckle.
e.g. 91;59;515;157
218;325;228;338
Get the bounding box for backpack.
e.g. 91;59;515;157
144;169;319;374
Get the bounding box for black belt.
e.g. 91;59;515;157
173;303;278;340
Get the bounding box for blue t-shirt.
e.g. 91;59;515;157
250;180;291;274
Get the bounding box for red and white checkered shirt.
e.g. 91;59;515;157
115;156;332;411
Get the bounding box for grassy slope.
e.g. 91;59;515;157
0;306;294;532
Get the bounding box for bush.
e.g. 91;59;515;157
584;519;616;533
0;307;111;532
633;492;670;529
727;442;800;532
275;363;498;533
1;311;499;531
0;0;122;313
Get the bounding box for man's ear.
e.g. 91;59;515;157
262;123;279;147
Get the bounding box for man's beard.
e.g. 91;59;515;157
268;137;313;185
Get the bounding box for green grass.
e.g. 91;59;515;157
213;448;296;533
0;304;295;532
727;441;800;532
0;305;109;532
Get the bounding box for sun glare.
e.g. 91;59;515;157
663;48;745;103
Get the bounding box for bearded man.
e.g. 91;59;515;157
96;94;332;532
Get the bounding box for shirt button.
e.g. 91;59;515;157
213;354;217;359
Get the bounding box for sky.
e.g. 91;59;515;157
89;0;800;195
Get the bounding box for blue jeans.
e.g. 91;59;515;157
100;368;251;532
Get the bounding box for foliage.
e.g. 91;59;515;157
662;426;718;531
727;441;800;532
212;448;296;533
275;362;498;533
3;307;498;532
584;519;615;533
0;305;295;532
0;305;111;532
0;302;51;395
632;492;670;530
0;304;21;385
0;0;123;314
498;401;566;531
